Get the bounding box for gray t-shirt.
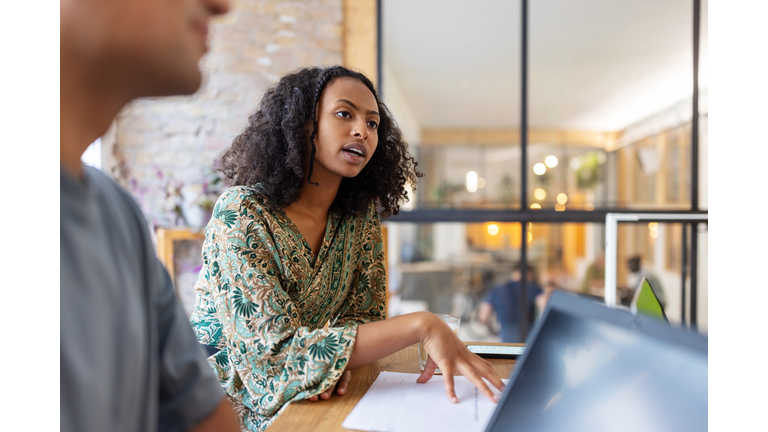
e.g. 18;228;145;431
61;166;224;432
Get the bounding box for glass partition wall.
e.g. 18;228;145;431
381;0;708;341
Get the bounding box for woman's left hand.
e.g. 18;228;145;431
308;370;352;401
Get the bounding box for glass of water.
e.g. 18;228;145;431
418;314;461;374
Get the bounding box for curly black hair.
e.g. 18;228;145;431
217;65;421;218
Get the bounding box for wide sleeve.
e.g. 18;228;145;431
203;188;358;419
332;203;388;327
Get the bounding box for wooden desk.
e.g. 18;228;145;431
268;342;523;432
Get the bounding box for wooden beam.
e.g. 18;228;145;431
342;0;378;87
421;127;622;150
155;228;205;295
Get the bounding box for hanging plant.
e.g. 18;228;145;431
575;151;602;189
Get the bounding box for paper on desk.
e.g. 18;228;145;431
342;371;507;432
342;371;413;431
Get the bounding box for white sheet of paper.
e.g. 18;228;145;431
342;371;413;432
342;371;507;432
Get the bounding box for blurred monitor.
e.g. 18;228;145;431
485;291;707;432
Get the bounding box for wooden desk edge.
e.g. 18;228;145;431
267;342;522;432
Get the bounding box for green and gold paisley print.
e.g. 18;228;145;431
190;186;386;432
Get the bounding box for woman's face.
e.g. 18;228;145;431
311;76;380;182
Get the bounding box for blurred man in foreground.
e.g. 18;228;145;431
61;1;239;431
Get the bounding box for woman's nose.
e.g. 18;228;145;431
353;122;367;139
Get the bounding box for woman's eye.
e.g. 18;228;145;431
367;121;379;130
336;111;351;119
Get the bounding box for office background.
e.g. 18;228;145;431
86;0;709;342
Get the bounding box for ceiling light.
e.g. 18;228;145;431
557;193;568;204
530;203;542;209
487;224;499;236
466;171;478;193
534;188;546;200
545;156;558;168
533;163;546;175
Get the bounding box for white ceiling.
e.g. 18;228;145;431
383;0;708;132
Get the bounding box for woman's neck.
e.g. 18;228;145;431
282;172;342;258
287;163;343;219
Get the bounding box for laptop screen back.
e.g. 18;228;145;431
485;294;707;432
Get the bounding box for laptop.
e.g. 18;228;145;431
484;291;707;432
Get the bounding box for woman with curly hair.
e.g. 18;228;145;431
190;66;503;431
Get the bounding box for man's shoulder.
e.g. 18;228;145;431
83;166;141;208
485;281;510;301
82;165;122;191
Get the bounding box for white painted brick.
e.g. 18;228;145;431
111;0;343;227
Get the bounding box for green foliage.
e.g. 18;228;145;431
428;182;464;205
575;151;602;189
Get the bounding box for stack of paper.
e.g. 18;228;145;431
342;372;507;432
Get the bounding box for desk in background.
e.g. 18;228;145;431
268;342;522;432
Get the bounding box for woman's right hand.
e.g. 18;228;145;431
349;311;506;404
416;314;505;404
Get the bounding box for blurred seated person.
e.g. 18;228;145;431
578;253;605;296
479;263;542;343
627;255;666;307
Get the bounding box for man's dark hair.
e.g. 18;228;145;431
513;262;535;273
217;65;421;218
512;262;537;283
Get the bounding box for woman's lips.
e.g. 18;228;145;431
341;143;367;163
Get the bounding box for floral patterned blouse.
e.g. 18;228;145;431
190;186;387;432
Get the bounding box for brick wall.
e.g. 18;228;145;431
104;0;343;229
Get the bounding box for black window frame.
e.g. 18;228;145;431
378;0;707;338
